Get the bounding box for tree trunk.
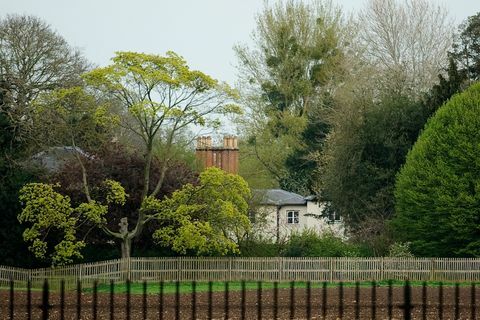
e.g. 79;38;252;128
121;237;131;259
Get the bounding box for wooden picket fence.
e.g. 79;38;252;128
1;257;480;290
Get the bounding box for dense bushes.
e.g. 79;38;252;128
240;230;363;257
283;230;361;257
392;83;480;257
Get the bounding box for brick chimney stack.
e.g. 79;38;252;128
195;136;239;174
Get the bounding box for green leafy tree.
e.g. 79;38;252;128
19;51;242;264
143;167;251;255
18;180;127;265
392;83;480;257
83;51;239;200
235;0;347;194
19;167;250;265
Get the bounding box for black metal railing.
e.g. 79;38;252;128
1;279;478;319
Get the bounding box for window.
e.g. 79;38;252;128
287;210;299;224
327;211;341;224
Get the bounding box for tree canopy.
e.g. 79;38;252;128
17;51;246;264
235;0;347;194
358;0;452;97
450;12;480;83
392;83;480;257
19;167;251;265
0;15;89;148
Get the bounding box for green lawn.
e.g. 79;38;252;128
85;280;478;295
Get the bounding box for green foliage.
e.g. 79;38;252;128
18;179;128;265
102;179;128;206
320;93;427;228
423;57;465;115
235;0;346;194
83;51;239;141
393;83;480;257
18;183;84;265
282;230;360;257
388;242;414;258
32;87;117;151
237;238;282;257
450;12;480;82
143;167;252;256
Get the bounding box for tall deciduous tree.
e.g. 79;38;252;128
18;51;247;264
450;12;480;83
235;0;348;194
358;0;453;97
316;1;460;251
392;83;480;257
0;15;89;147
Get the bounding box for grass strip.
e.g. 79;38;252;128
85;280;480;295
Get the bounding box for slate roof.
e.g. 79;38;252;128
252;189;307;206
31;146;93;172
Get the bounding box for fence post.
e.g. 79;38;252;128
228;257;232;282
380;257;385;281
278;257;283;282
329;258;334;282
177;257;181;281
402;280;412;320
121;258;129;281
41;279;50;320
430;258;436;281
78;264;83;287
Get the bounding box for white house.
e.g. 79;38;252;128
250;189;344;242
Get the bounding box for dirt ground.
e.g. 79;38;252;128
1;286;478;319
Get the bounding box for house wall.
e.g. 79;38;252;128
306;200;345;237
252;201;344;241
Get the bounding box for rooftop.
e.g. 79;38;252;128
252;189;307;206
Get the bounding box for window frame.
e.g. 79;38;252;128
286;210;299;224
327;211;341;224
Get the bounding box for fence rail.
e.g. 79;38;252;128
1;257;480;290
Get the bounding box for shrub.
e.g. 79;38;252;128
388;242;414;258
238;237;282;257
282;230;361;257
392;83;480;257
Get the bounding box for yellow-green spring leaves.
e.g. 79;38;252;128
18;179;127;266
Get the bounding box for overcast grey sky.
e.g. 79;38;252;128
2;0;480;86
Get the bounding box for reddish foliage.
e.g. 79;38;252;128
44;144;198;253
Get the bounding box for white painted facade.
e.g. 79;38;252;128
251;189;344;241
